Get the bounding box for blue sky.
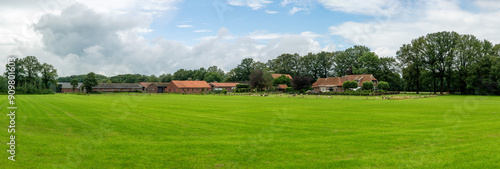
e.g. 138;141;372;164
1;0;500;76
148;0;367;49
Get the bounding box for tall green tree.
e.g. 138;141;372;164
333;45;370;76
70;79;79;92
22;56;42;85
397;36;426;93
41;63;58;89
83;72;99;93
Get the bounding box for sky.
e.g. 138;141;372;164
1;0;500;77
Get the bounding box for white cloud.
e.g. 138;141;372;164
300;31;324;39
194;29;211;33
227;0;273;10
329;0;500;57
318;0;401;16
2;1;328;77
475;0;500;10
177;24;193;28
288;7;305;15
265;10;279;14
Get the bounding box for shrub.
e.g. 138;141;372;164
222;89;228;94
343;80;358;89
236;84;250;89
39;89;55;94
273;75;291;86
378;81;390;91
285;87;293;93
362;81;374;91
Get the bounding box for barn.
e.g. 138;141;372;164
58;82;82;93
93;83;143;92
209;82;239;93
140;82;170;93
166;81;212;93
312;74;378;92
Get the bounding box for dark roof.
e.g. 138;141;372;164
94;83;143;89
58;82;82;89
140;82;169;87
150;83;169;87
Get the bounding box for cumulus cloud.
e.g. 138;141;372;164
5;2;328;76
329;0;500;57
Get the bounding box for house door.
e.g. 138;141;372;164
158;87;164;93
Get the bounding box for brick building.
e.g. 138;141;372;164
58;82;82;93
312;74;378;92
166;81;212;93
209;82;239;93
93;83;143;92
140;82;170;93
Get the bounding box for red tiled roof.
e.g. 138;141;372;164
272;74;293;79
276;84;288;89
312;77;344;87
210;82;239;88
171;81;211;88
140;82;152;87
313;74;378;88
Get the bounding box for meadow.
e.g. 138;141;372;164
1;94;499;168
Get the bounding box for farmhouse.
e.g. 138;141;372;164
209;82;239;92
93;83;143;92
312;74;378;92
272;74;293;90
272;74;293;79
140;82;169;93
58;82;82;93
166;80;212;93
276;84;288;91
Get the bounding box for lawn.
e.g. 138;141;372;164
1;94;499;168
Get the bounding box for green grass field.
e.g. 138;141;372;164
1;94;499;168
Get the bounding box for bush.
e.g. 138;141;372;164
362;81;374;91
222;89;228;94
285;87;293;93
273;75;291;86
236;88;250;92
236;84;250;88
39;89;55;94
343;80;358;89
377;81;389;91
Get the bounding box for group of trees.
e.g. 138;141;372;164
1;56;58;94
397;31;500;95
227;47;402;90
58;66;226;84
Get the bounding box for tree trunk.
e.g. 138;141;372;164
416;66;420;94
440;75;444;95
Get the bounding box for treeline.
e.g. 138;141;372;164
222;47;402;90
57;47;402;90
0;56;58;94
397;31;500;95
58;66;226;83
